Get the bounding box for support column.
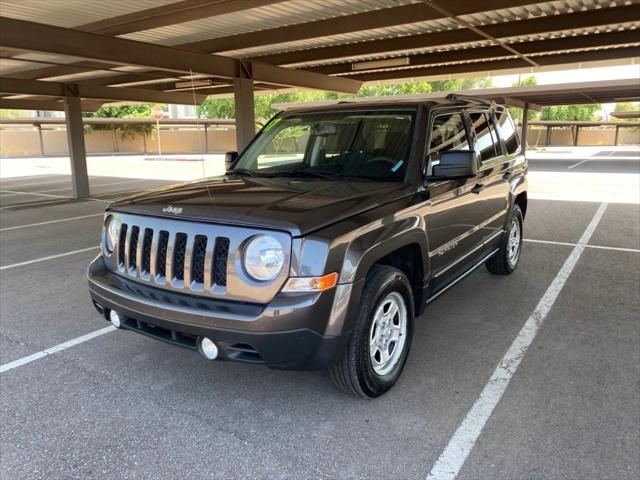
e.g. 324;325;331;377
63;94;90;199
521;103;529;153
233;77;255;152
36;123;45;156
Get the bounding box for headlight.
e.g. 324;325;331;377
103;215;118;256
243;235;284;281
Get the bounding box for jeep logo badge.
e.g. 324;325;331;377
162;205;183;215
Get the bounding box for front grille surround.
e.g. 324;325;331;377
107;212;291;304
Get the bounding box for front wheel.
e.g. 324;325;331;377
329;265;414;398
486;204;524;275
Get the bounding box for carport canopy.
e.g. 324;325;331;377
1;0;638;198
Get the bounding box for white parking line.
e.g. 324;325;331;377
0;326;116;374
0;179;70;190
567;159;588;169
0;189;69;199
36;178;150;194
426;202;608;480
0;213;103;232
0;246;99;270
0;198;107;209
525;238;640;253
0;175;68;186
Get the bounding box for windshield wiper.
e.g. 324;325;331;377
229;168;256;177
287;169;343;181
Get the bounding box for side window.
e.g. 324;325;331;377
428;113;469;161
469;112;498;162
496;110;520;155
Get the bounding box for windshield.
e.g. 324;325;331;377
232;110;415;182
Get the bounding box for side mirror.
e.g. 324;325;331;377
431;150;478;179
224;151;238;171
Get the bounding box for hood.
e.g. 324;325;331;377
108;176;411;236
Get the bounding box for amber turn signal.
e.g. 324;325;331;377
282;272;339;292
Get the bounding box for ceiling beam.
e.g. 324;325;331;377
0;17;238;76
75;0;285;36
253;4;640;66
182;0;539;53
424;0;539;69
0;17;362;94
0;77;207;104
0;98;102;112
309;30;640;75
1;61;115;80
0;0;538;84
349;46;640;82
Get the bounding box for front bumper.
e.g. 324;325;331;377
87;256;361;369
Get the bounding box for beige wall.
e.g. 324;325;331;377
526;126;640;147
0;127;237;157
1;125;636;157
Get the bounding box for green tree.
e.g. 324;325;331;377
197;97;235;119
612;102;640;122
0;109;24;119
513;75;538;87
85;103;160;138
540;104;600;121
508;76;538;121
430;77;494;92
197;78;497;124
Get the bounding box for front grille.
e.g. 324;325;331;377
213;237;230;287
116;222;229;291
117;224;128;266
191;235;208;284
141;228;153;275
107;212;290;303
156;230;169;278
173;233;188;281
128;226;139;272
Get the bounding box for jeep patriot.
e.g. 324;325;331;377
88;94;527;397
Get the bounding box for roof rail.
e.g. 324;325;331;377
445;93;495;106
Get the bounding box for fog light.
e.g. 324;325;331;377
199;337;219;360
109;310;122;328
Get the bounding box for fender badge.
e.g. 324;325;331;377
162;205;183;215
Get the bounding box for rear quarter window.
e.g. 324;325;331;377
469;112;498;162
496;110;520;155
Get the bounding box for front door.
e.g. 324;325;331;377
423;111;486;292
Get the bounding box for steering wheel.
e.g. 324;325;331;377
365;156;395;165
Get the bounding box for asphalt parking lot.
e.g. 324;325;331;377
1;158;639;480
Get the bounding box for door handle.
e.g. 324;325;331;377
471;183;486;194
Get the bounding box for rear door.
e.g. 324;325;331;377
466;110;511;251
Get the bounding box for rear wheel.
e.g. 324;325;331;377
486;204;524;275
329;265;414;398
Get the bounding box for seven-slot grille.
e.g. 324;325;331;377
116;221;230;292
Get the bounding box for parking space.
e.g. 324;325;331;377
458;248;640;480
0;174;175;209
0;168;639;479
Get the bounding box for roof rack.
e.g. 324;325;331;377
445;93;495;106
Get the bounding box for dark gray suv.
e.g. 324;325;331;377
88;94;527;398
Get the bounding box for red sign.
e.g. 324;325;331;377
151;106;163;121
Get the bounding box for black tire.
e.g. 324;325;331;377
486;204;524;275
329;265;414;398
